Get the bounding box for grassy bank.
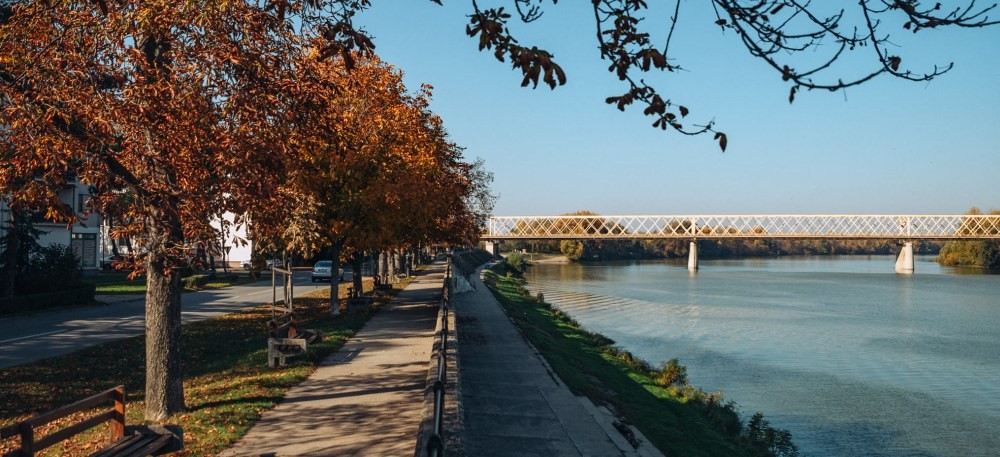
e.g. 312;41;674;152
478;257;798;457
0;278;402;456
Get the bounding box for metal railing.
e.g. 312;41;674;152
426;260;452;457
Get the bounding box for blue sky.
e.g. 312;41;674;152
358;2;1000;216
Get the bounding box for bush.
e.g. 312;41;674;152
182;274;210;290
16;244;82;294
0;283;96;315
653;358;688;388
560;240;585;261
505;251;527;274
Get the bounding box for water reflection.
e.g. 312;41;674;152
523;256;1000;457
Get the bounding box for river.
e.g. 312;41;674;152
521;255;1000;457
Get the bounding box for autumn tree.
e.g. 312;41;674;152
273;50;494;307
938;207;1000;268
0;0;306;419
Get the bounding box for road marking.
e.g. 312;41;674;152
0;329;66;345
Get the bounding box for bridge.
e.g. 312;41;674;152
483;215;1000;273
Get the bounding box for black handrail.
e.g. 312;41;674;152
426;259;452;457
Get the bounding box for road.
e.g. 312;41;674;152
0;270;339;369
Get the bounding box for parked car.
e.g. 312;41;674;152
312;260;332;282
241;260;253;270
311;261;347;282
265;259;283;270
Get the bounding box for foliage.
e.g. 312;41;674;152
482;266;799;457
560;240;585;261
461;1;997;149
0;0;495;419
937;208;1000;269
12;244;83;295
0;279;406;456
654;358;688;389
504;251;527;274
744;413;800;457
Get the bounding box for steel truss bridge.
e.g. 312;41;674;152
484;215;1000;273
485;215;1000;240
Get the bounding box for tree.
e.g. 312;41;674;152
269;48;495;311
560;240;585;261
938;207;1000;268
0;0;303;420
0;205;43;298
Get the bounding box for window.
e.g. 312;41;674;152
78;194;89;213
71;233;98;268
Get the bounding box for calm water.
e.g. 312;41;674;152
522;256;1000;457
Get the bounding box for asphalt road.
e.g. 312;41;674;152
0;270;340;369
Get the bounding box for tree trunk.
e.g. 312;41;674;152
388;250;395;282
2;210;18;298
351;253;363;297
329;238;344;315
380;250;389;286
144;218;185;421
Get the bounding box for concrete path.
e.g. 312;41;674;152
220;264;446;457
453;267;634;457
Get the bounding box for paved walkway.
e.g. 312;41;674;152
452;267;662;457
221;264;446;457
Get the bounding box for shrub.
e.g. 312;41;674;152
181;274;210;290
0;284;96;315
653;358;688;388
15;244;82;294
505;251;527;274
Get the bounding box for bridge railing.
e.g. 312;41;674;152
486;215;1000;240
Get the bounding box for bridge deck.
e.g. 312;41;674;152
486;215;1000;240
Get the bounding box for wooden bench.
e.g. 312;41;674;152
0;386;182;457
266;313;322;368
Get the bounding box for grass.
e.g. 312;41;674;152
0;277;411;456
479;266;760;457
81;270;258;295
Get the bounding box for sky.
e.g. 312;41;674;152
356;1;1000;216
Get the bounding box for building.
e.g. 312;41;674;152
1;181;103;270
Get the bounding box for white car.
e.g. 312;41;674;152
312;260;344;282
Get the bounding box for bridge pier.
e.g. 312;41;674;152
484;241;499;258
895;242;914;274
688;241;698;271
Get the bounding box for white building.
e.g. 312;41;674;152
4;184;255;271
1;182;103;270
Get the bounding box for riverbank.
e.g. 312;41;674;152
478;256;798;457
519;256;1000;456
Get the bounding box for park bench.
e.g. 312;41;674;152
0;386;182;457
266;312;322;367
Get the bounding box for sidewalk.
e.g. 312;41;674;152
220;263;446;457
451;267;662;457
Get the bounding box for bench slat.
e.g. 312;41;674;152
91;433;171;457
89;434;145;457
33;409;118;451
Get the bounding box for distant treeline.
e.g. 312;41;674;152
506;238;943;262
936;208;1000;269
